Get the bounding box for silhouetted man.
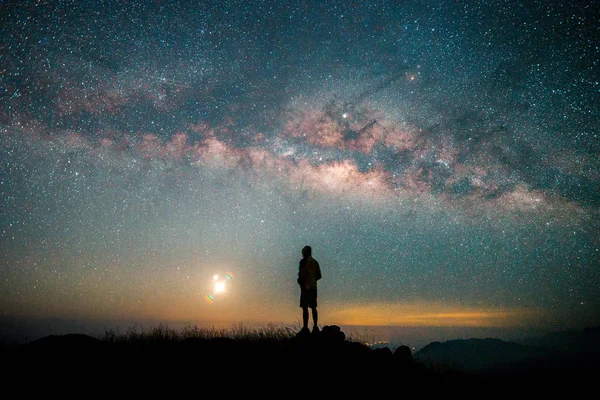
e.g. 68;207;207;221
297;245;322;334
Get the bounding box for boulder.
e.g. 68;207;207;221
321;325;345;342
394;345;414;364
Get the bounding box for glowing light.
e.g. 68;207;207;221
342;113;348;119
207;271;234;302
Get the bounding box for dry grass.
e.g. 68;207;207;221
101;323;298;344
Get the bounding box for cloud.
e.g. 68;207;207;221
327;302;547;328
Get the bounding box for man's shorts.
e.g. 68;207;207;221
300;288;317;308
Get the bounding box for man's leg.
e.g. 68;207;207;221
311;306;318;329
302;306;309;329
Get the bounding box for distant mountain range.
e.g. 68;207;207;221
520;326;600;355
414;326;600;374
415;338;547;372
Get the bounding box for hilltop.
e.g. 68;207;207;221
2;324;598;389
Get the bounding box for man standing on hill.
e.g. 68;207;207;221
297;245;322;335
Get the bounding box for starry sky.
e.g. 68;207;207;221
1;0;599;339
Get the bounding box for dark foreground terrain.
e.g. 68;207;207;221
3;325;598;391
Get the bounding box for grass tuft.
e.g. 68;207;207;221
99;323;298;345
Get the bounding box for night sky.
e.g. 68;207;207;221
1;0;599;342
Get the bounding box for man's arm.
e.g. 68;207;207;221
316;262;322;281
297;261;305;285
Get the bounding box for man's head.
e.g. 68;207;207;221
302;246;312;258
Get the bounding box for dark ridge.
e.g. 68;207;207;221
4;325;445;384
414;328;600;385
4;325;600;388
22;333;105;352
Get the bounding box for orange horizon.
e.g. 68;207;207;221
2;299;553;330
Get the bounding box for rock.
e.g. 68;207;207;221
372;346;394;360
321;325;345;342
394;345;414;363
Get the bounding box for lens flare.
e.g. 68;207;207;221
206;272;234;303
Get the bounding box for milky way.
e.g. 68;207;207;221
1;0;599;338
